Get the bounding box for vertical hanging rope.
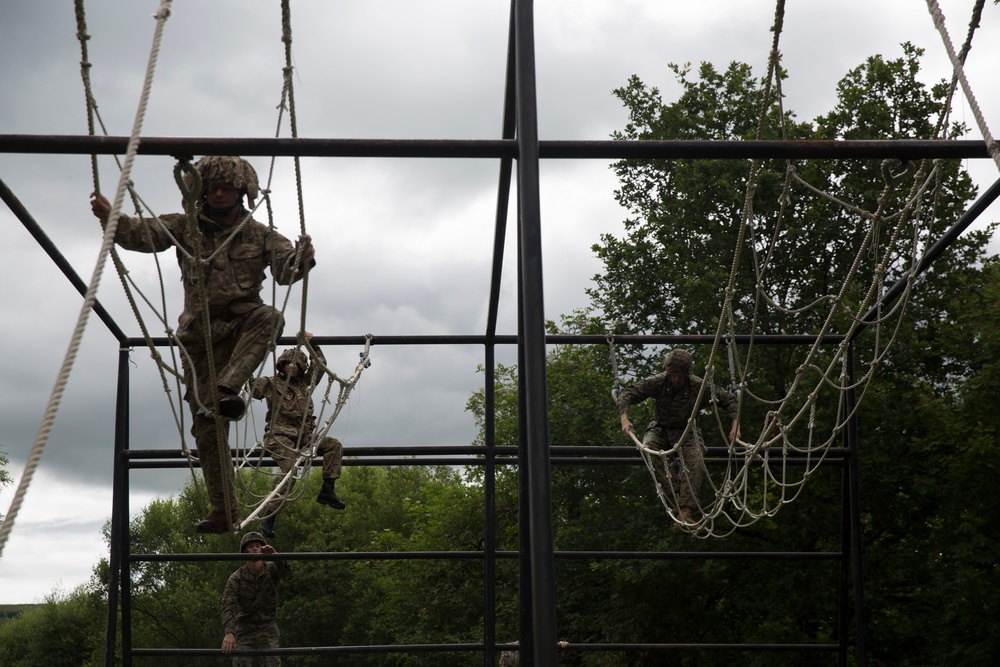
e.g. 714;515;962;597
0;0;174;561
925;0;1000;172
280;0;311;335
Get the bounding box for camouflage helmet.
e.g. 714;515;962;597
240;531;268;553
192;155;260;205
662;348;693;375
276;347;309;374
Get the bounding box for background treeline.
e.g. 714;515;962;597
2;44;999;666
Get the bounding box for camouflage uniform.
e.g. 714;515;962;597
250;345;343;517
498;641;567;666
104;157;311;523
616;349;737;513
222;534;289;667
498;644;519;667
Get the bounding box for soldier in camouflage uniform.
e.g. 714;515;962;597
90;156;316;534
616;349;739;531
250;332;346;538
221;532;289;666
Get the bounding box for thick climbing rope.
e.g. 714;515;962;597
74;0;207;513
0;0;174;561
925;0;1000;172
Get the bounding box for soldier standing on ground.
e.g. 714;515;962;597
616;348;740;532
250;332;346;538
90;156;315;533
222;532;289;666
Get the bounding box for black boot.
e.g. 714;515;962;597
261;514;276;538
316;478;345;510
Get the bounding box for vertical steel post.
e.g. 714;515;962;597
513;1;558;665
106;347;132;666
844;343;868;666
483;344;497;666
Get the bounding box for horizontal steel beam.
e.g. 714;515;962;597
0;134;991;160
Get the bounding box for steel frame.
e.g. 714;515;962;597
3;1;1000;665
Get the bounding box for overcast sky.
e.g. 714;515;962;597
1;0;998;604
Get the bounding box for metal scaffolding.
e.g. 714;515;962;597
3;0;1000;665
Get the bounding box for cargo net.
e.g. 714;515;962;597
20;0;368;536
605;0;999;539
233;338;372;527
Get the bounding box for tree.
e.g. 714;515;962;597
585;43;998;665
468;313;845;666
0;587;106;667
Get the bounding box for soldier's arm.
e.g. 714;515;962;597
249;376;271;401
270;230;316;285
220;576;239;636
616;377;652;438
89;194;180;253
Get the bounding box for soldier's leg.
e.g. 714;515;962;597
217;305;284;393
263;436;298;517
191;405;237;518
642;430;672;491
181;330;238;532
231;627;261;667
261;622;281;667
315;436;346;509
676;430;706;513
316;436;343;480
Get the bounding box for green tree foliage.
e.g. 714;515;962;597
584;43;998;665
88;465;488;666
468;313;844;667
5;44;999;667
0;587;106;667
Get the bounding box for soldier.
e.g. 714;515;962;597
90;156;315;533
221;532;289;666
616;348;740;532
250;332;346;538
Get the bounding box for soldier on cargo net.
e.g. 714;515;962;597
250;333;346;538
90;155;316;534
616;348;741;533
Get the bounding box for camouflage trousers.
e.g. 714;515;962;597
232;621;280;667
642;426;705;512
180;304;285;515
264;434;342;515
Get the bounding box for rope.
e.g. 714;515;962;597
611;0;963;537
925;0;1000;172
0;0;174;561
240;336;373;526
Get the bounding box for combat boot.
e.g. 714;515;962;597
260;514;276;538
196;387;246;421
673;507;695;535
316;478;346;510
196;509;238;534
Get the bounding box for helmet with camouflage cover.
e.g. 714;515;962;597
240;531;268;553
276;347;309;378
190;155;260;206
662;348;693;376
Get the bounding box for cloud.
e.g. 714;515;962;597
2;0;999;604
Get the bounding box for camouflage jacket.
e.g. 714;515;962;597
108;206;307;323
221;559;290;635
616;373;737;430
250;348;325;440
